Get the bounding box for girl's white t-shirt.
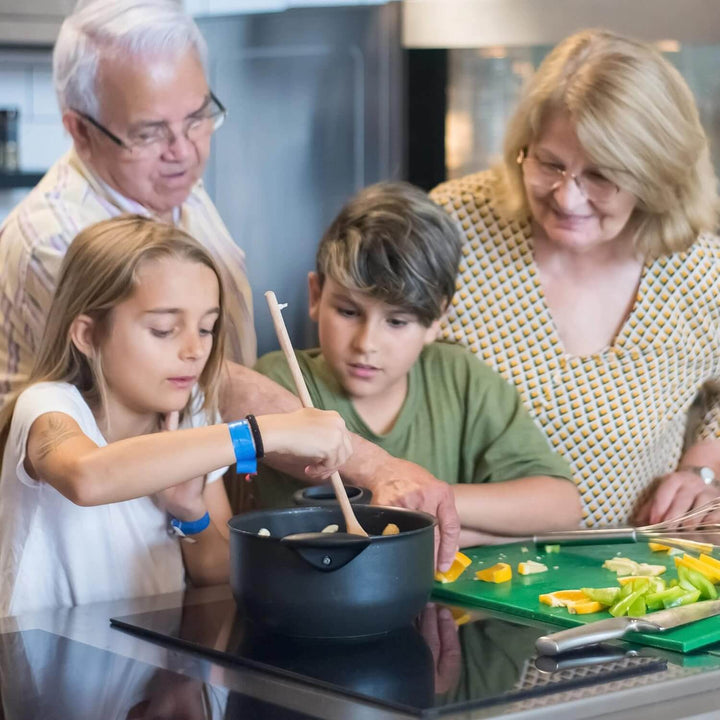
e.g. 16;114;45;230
0;381;226;618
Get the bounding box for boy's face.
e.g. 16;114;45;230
308;273;441;405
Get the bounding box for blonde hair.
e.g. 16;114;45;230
0;216;226;459
494;28;719;257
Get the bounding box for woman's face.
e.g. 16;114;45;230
523;111;637;252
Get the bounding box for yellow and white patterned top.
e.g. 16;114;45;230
431;171;720;526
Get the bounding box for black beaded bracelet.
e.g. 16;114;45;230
245;414;264;459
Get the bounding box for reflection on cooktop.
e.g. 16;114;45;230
110;599;668;718
0;629;315;720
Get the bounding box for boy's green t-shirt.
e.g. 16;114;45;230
253;341;572;508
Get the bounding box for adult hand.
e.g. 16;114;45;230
633;470;720;528
366;456;460;572
258;408;353;481
419;603;462;694
156;411;207;521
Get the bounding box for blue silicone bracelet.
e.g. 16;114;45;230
169;511;210;537
227;420;258;474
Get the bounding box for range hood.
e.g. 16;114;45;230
403;0;720;47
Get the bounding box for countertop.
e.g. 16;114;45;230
3;585;720;719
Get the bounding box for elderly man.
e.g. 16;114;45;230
0;0;460;569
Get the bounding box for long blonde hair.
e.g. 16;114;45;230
494;28;719;257
0;215;227;459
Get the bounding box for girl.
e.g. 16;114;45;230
0;215;352;617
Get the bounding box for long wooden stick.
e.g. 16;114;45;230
265;291;368;536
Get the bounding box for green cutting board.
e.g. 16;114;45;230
432;542;720;653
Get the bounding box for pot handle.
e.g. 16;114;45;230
281;532;371;572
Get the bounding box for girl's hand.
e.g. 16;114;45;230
257;408;352;480
156;411;207;521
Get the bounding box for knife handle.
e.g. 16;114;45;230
536;617;637;655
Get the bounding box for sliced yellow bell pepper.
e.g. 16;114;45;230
538;589;602;613
434;551;472;583
567;600;604;614
539;589;589;607
675;555;720;584
699;554;720;575
475;562;512;583
648;542;672;553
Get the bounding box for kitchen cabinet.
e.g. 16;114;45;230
403;0;720;48
0;0;74;45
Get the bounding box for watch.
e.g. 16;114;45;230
681;465;717;486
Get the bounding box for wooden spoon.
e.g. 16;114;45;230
265;291;368;537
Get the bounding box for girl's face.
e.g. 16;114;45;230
523;110;638;253
97;256;220;433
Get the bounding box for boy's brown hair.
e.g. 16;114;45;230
316;182;463;326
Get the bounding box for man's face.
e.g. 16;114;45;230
77;49;213;216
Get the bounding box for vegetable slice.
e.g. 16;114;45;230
675;555;720;584
434;551;472;583
603;557;666;577
475;562;512;583
581;587;621;606
518;560;548;575
539;589;602;613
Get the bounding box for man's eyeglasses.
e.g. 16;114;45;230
517;149;622;204
74;91;227;158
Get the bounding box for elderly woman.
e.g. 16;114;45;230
432;29;720;529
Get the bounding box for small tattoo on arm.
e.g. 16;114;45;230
35;415;84;461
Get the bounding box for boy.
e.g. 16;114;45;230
255;182;581;544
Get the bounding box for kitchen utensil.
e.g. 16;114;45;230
536;599;720;655
228;505;435;637
264;290;368;537
293;482;372;506
432;542;720;652
532;497;720;552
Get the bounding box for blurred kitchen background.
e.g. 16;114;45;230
0;0;719;353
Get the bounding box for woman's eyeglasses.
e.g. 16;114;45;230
73;92;227;159
517;149;622;204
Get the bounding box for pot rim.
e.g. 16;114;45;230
228;504;437;540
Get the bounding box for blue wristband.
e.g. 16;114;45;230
169;511;210;537
227;420;258;474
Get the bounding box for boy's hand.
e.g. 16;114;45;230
365;456;460;572
156;411;207;521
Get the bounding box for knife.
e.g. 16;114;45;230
536;599;720;655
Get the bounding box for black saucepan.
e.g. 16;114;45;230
293;483;372;506
228;505;435;638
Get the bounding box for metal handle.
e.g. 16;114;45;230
534;647;638;673
536;617;636;655
533;528;638;546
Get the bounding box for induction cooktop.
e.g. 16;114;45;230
110;598;670;718
0;628;314;720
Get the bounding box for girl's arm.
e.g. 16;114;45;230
24;408;351;507
175;480;233;586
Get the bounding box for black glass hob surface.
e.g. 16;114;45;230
0;628;314;720
109;598;675;718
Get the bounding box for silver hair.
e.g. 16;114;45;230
53;0;209;116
